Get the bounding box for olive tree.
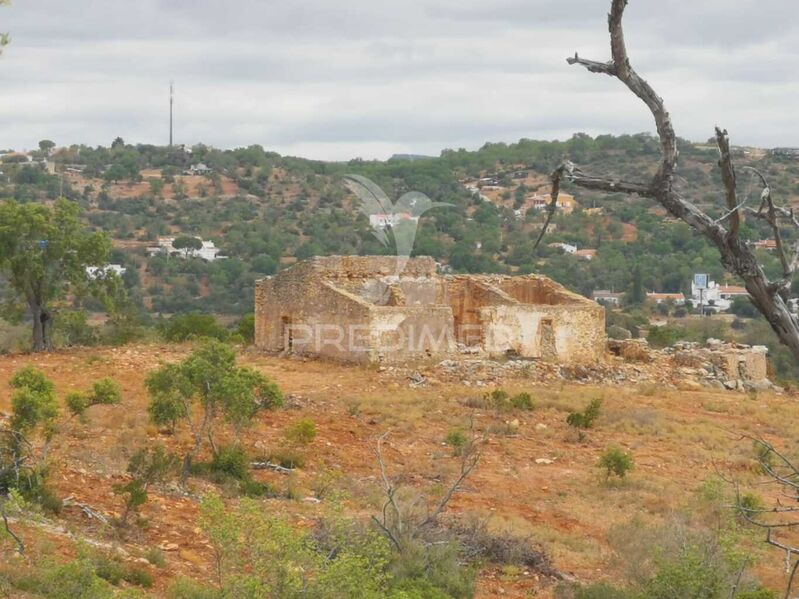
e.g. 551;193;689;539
145;339;283;484
0;199;111;351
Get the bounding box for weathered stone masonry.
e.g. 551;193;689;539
255;256;605;364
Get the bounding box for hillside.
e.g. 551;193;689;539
0;344;796;597
2;135;799;319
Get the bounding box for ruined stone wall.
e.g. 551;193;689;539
369;306;455;362
256;256;606;365
255;265;372;361
479;304;604;363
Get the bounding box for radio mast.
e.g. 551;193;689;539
169;81;174;147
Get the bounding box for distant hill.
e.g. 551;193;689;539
1;133;798;318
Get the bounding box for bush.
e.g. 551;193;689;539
566;398;602;429
65;391;91;418
65;378;121;419
160;312;229;342
89;378;121;405
236;314;255;343
145;547;166;568
53;310;98;347
211;444;250;481
555;582;635;599
266;447;306;470
444;430;468;455
598;446;633;480
284;419;317;447
481;389;536;412
646;324;685;349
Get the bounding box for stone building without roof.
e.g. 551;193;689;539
254;256;605;364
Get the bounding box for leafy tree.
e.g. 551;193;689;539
236;313;255;343
145;340;283;484
112;445;177;527
65;378;121;419
0;199;111;351
566;398;602;430
103;163;127;184
160;312;229;342
598;446;633;480
196;494;401;599
9;366;58;435
38;139;56;154
172;235;203;257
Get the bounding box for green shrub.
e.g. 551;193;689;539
267;448;306;469
236;314;255;343
647;324;685;349
167;577;223;599
53;310;98;347
145;547;166;568
160;312;229;342
510;392;535;410
555;581;635;599
598;446;633;480
211;444;250;481
284;419;317;447
482;389;535;412
444;429;468;455
752;440;774;474
566;398;603;429
89;378;121;405
65;391;91;418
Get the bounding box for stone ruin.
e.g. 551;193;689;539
254;256;606;364
609;337;772;391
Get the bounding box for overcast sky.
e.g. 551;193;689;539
1;0;797;160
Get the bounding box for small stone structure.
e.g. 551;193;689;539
254;256;605;364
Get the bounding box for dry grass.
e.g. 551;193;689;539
1;344;798;597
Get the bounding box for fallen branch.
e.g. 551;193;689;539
1;508;24;554
251;461;294;474
61;495;109;526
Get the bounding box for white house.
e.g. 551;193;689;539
147;236;226;262
592;290;623;305
86;264;127;279
646;292;686;305
184;163;212;176
548;242;577;254
368;213;420;230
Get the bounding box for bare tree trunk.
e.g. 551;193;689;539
535;0;799;364
30;302;48;353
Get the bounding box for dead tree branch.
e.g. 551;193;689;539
370;429;482;552
1;507;24;554
544;0;799;361
724;433;799;598
61;495;110;526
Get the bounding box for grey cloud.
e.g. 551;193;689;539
0;0;797;159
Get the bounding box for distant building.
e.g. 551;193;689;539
646;292;685;305
184;163;212;176
147;236;226;262
592;290;623;305
771;148;799;158
752;239;777;251
529;193;576;214
689;280;747;312
718;285;748;300
368;213;419;230
548;242;577;255
575;249;597;261
86;264;127;279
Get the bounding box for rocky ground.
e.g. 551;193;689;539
0;343;796;597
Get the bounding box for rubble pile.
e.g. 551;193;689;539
381;338;777;392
